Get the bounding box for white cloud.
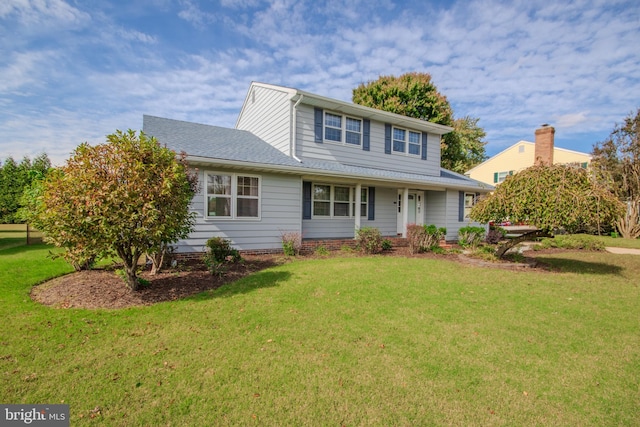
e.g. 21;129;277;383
1;0;90;29
1;0;639;165
178;0;217;29
555;112;590;129
0;50;55;93
117;28;157;44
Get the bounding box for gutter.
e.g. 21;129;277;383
290;94;303;162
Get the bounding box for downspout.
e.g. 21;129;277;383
290;94;303;162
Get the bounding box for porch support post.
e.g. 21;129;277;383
402;187;409;237
354;183;362;238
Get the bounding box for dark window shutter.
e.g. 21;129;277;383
509;170;514;176
314;108;323;143
493;172;498;183
384;124;391;154
368;187;375;220
421;132;428;160
363;119;370;151
303;181;312;219
458;191;465;222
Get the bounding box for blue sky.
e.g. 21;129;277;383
1;0;639;166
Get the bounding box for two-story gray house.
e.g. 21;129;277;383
143;82;491;254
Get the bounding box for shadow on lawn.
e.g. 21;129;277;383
188;270;292;301
534;256;624;275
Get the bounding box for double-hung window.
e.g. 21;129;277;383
206;172;260;219
345;118;361;145
312;184;368;218
408;131;421;155
352;188;368;217
333;186;351;217
464;193;476;219
313;184;331;216
324;112;362;146
324;113;342;142
494;171;513;184
393;127;421;156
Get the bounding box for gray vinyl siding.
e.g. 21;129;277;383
424;190;448;233
236;85;292;155
442;189;484;241
295;104;441;176
177;169;301;252
301;186;397;239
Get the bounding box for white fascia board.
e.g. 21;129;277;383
292;89;453;135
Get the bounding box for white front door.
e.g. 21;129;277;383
397;191;420;235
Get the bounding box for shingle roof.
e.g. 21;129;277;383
143;115;302;168
143;115;491;192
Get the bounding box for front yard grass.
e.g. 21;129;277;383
1;243;638;426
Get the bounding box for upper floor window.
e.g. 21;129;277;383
393;127;421;156
206;172;260;219
324;112;362;146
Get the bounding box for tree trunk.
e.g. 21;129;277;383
495;229;552;258
117;247;140;291
616;200;640;239
124;264;139;291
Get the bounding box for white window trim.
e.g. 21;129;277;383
311;183;368;219
205;171;261;220
464;192;476;219
392;126;422;156
496;171;513;184
323;111;362;147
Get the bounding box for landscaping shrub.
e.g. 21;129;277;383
458;226;486;248
203;237;241;276
485;227;506;244
280;231;302;256
407;224;446;254
315;245;329;256
356;227;383;254
539;234;605;251
381;239;393;251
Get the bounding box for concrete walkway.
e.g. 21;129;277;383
605;247;640;255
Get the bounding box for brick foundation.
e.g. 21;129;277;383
174;236;410;260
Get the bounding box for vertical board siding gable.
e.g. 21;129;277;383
314;108;323;143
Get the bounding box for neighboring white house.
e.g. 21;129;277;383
143;82;492;254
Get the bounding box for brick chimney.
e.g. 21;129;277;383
534;124;555;166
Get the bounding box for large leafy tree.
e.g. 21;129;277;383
352;72;486;173
0;154;51;223
443;116;488;173
23;130;197;290
470;164;624;257
591;108;640;238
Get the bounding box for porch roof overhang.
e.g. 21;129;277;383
185;155;493;193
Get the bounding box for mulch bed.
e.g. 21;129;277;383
31;246;551;310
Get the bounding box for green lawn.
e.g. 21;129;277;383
589;234;640;249
1;244;638;426
0;224;44;250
